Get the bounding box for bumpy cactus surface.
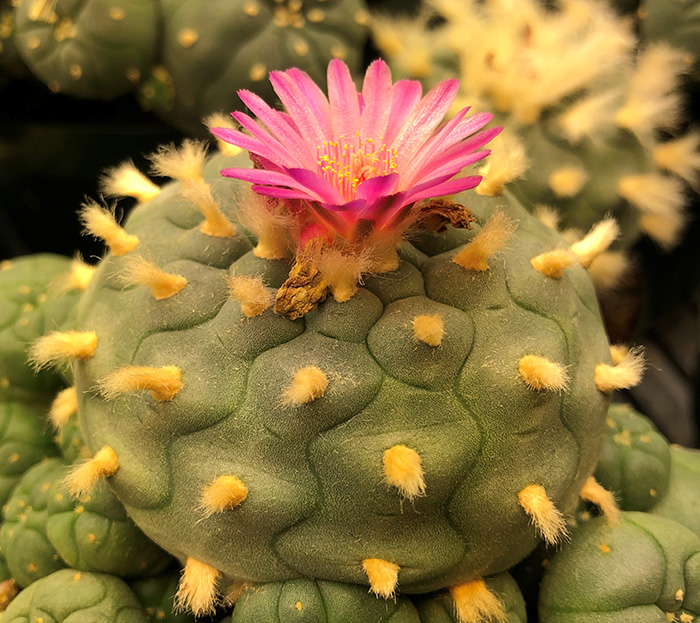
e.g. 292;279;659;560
0;458;171;587
539;512;700;623
2;569;150;623
593;402;671;511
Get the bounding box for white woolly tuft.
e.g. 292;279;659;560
653;131;700;187
150;139;208;183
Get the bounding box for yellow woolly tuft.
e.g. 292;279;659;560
49;386;78;430
594;347;645;393
204;113;244;157
533;205;561;231
383;445;426;500
412;314;445;347
100;160;161;203
617;173;686;236
362;558;400;599
518;355;569;391
530;249;577;279
369;12;436;79
175;558;221;616
453;210;517;272
548;166;589;198
653;131;700;186
150;139;208;183
180;179;237;238
228;275;272;317
449;578;507;623
586;251;631;291
579;476;620;525
609;344;629;366
317;247;372;303
200;475;248;517
615;44;689;137
64;446;119;499
79;201;140;256
476;131;529;196
638;210;687;251
282;366;329;406
29;330;98;370
236;188;294;260
569;218;619;268
518;484;568;545
224;581;253;605
118;256;187;300
557;90;620;143
54;257;95;294
98;365;183;402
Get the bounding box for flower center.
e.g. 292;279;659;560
317;133;398;201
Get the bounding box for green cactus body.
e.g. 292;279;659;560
0;401;58;507
2;569;149;623
0;458;171;587
130;571;196;623
639;0;700;64
231;579;421;623
157;0;368;132
0;254;77;403
69;146;612;598
55;411;90;464
539;512;700;623
13;0;157;99
650;446;700;538
415;573;526;623
593;403;671;511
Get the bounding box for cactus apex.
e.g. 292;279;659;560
64;446;119;499
579;476;620;525
383;445;426;500
79;200;140;256
517;484;568;545
175;557;221;616
100;160;161;203
48;385;78;430
29;330;98;370
412;314;445;347
282;366;329;406
199;475;248;517
594;346;645;393
362;558;400;599
453;210;518;272
228;274;273;317
98;365;183;401
118;256;187;300
518;355;569;392
449;578;507;623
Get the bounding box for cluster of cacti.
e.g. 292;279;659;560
6;0;369;132
370;0;700;275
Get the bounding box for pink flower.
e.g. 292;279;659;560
212;58;500;242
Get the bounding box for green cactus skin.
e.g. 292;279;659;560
0;401;58;507
13;0;157;100
593;403;671;511
0;458;171;588
2;568;149;623
539;512;700;623
639;0;700;65
70;146;611;598
54;411;90;464
0;254;77;403
157;0;369;133
231;579;421;623
414;573;527;623
650;446;700;538
130;570;196;623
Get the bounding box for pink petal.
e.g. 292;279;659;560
405;175;483;203
251;185;316;201
417;126;502;177
384;80;423;145
392;79;461;165
355;173;400;202
430;113;499;157
222;167;323;201
211;127;290;168
410;150;490;188
285;168;344;204
230;111;301;168
285;67;332;137
270;70;327;147
238;90;315;168
360;59;394;141
327;59;361;140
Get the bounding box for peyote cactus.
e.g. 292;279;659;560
10;0;369;133
0;458;171;588
29;59;645;622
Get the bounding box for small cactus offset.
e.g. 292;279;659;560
25;58;650;622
